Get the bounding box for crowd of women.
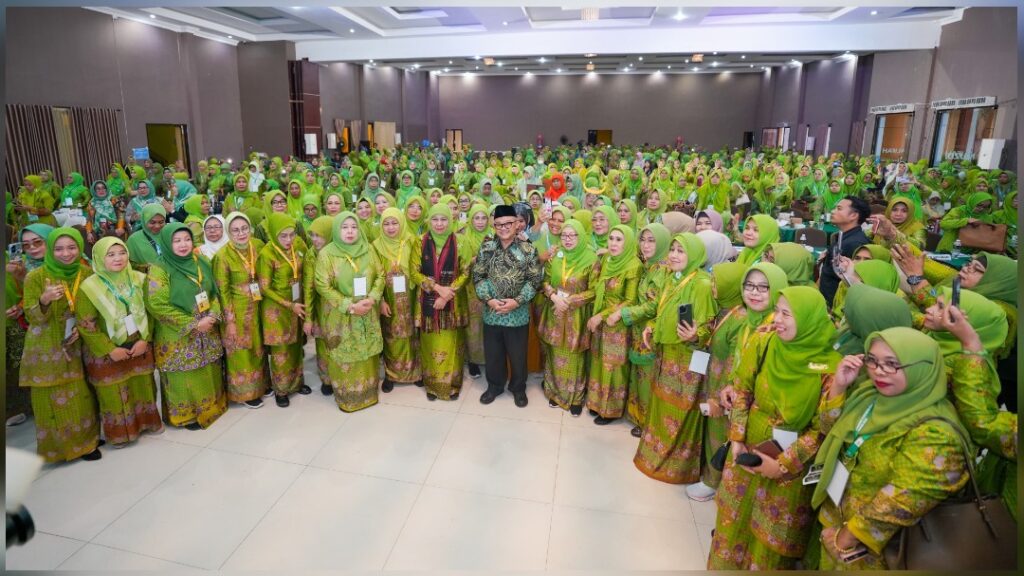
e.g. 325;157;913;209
5;142;1018;570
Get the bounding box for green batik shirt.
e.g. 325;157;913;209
472;237;544;327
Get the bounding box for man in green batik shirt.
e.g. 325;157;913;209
472;205;544;408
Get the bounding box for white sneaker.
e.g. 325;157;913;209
685;481;717;502
6;413;27;427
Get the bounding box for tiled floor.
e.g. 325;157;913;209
5;344;715;571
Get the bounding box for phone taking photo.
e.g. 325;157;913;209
949;276;961;322
8;242;23;259
678;303;693;327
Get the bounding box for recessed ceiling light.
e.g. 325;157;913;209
692;67;700;72
672;10;686;21
870;10;878;16
413;63;420;68
711;61;719;67
464;72;473;77
741;55;746;59
369;59;374;63
556;68;563;73
227;35;233;39
448;60;453;65
538;57;547;63
667;65;672;69
685;59;690;63
525;71;533;76
502;21;508;26
475;65;480;70
444;68;450;73
349;28;356;34
589;61;593;65
497;62;504;67
638;56;644;61
474;55;482;60
149;14;156;19
514;67;519;71
713;51;718;55
622;67;630;72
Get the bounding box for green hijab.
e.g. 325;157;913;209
155;222;217;313
373;207;409;263
641;223;672;268
594;224;641;310
761;286;840;431
768;242;814;287
853;260;900;293
183;194;206;225
736;214;780;267
266;212;297;251
854;244;892;262
812;327;966;508
20;224;55;271
929;287;1008;360
126;204;167;264
44;227;85;281
426;202;454;247
573;209;593;235
711;261;747;310
835;284;913;355
591;205;621;249
617;199;638;229
308;215;335;249
654;233;714;344
886;196;925;238
548;219;597;288
263;189;289;219
79;237;150;344
59;172;88;205
403;194;427;236
971;253;1018;307
964;191;997;223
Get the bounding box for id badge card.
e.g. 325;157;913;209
248;282;262;301
460;212;467;222
459;185;465;192
772;428;799;451
64;317;76;340
195;290;211;313
699;402;710;416
351;193;358;203
28;213;39;222
428;178;436;186
63;197;73;207
802;463;824;485
123;314;139;337
354;276;368;297
392;275;407;294
826;461;851;505
291;282;301;302
688;350;711;375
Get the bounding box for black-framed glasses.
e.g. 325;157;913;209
494;221;516;230
864;354;933;375
742;282;770;293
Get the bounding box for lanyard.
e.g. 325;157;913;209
843;400;877;461
98;275;136;312
62;270;84;312
657;270;697;314
272;243;300;281
709;305;740;342
559;256;576;289
230;242;257;281
342;254;360;274
183;254;204;289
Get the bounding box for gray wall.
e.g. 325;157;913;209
320;62;362;140
237;41;293;158
438;72;762;149
802;57;859;156
5;7;243;168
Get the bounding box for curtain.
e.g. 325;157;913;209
5;104;61;192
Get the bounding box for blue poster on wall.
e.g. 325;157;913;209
132;147;150;161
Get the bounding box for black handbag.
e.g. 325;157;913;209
882;416;1017;570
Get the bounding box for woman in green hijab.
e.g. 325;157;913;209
615;199;638;231
709;285;843;570
585;224;642;424
765;242;815;286
360;173;383;203
590;205;620;252
410;203;468;401
880;196;926;249
539;219;597;414
15;174;57;228
224;173;262;216
182;194;210;244
812;327;969;570
77;237;163;445
615;223;672;432
125;179;159;232
937;191;998;252
637;188;667;227
58;171;90;213
20;227;102;462
403;194;427;237
86;180;118;245
125;204;167;273
696;169;732;214
314;211;385;412
371;207;423;391
144;223;226;430
395;169;422;209
458;203;492;375
634;233;717;484
534;205;569;262
257;213;309;406
736;214;781;267
834;283;913;355
831;259;903;324
212;212;270;406
302;215;335;395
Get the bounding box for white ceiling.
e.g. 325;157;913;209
85;4;969;74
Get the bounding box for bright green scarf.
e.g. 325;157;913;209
548;219;597;288
835;284;912;355
592;205;621;249
594;224;641;310
44;227;85;281
853;260;900;293
373;207;410;265
427;202;454;248
971;253;1018;307
155;222;217;313
929;287;1008;360
768;242;814;286
736;214;780;267
79;237;150;344
653;233;714;344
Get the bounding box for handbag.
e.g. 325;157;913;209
881;416;1017;570
958;222;1008;253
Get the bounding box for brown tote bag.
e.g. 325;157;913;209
882;416;1017;571
957;222;1008;253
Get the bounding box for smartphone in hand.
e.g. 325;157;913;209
678;303;693;327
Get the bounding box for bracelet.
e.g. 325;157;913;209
833;526;857;555
960;348;988;357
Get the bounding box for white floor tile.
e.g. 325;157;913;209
223;467;420;570
426;413;560;503
58;543;197;570
697;522;715;561
21;437;199;541
92;449;303;570
4;532;85;570
378;375;468;413
385;486;551;570
156;404;249;448
458;373;563;424
208;390;347;465
310;403;455;483
554;425;693;521
546;505;706;570
690;496;719;525
5;418;39;453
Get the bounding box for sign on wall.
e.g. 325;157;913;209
132;147;150;160
930;96;997;110
869;103;916;114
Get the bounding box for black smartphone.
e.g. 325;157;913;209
840;544;870;563
950;276;961;323
8;242;23;259
678;303;693;327
736;452;763;467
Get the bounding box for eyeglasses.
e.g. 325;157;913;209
271;198;287;206
204;223;223;232
494;221;516;230
560;233;578;240
229;225;251;235
864;354;933;375
22;239;45;248
742;282;770;293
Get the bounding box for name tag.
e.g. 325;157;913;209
392;275;407;294
803;463;824;485
28;214;39;222
826;461;851;506
773;428;800;451
291;282;301;302
124;314;139;337
459;185;465;192
688;350;711;375
64;317;76;340
699;402;710;416
354;276;367;297
63;197;73;207
195;290;211;313
460;212;467;222
428;178;435;186
351;194;358;203
943;202;952;210
687;192;698;203
248;282;262;301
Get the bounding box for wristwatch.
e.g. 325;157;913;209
906;275;924;286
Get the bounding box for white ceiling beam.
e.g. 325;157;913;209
296;20;943;62
330;7;487;37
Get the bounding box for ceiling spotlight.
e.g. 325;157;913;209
685;59;690;63
497;62;504;67
349;28;356;34
791;59;802;65
556;68;563;73
463;72;473;77
149;14;156;19
711;61;719;67
525;71;533;76
672;10;686;21
502;21;508;26
622;67;630;72
870;10;878;16
692;67;700;72
473;55;482;60
444;68;450;73
667;65;672;69
741;55;746;59
413;63;420;69
514;67;519;71
749;64;754;68
538;57;547;63
369;59;374;63
227;35;233;39
638;56;644;61
475;65;480;70
713;51;718;55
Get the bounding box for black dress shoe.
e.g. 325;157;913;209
451;392;459;401
263;388;275;398
514;393;528;408
185;422;203;431
594;416;616;426
81;448;102;461
298;384;312;395
480;391;498;405
631;425;642;438
549;399;558;408
382;380;394;393
570;404;583;417
97;439;106;447
427;393;437;402
588;408;599;417
276;394;290;408
415;380;425;388
320;383;333;396
467;363;481;377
